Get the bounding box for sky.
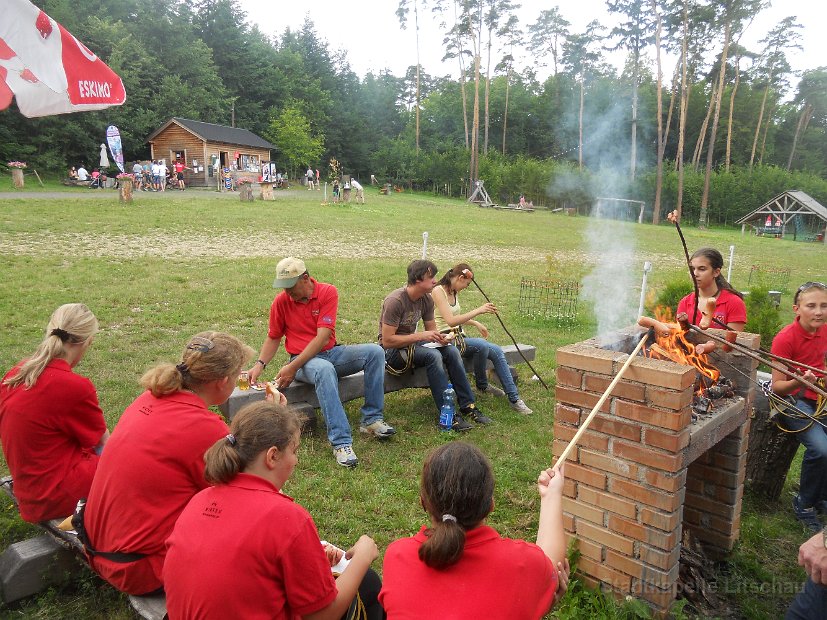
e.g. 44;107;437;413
238;0;826;92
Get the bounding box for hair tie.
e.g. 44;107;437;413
442;514;457;523
50;328;70;342
176;362;189;375
225;433;237;447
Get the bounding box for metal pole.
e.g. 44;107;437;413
637;261;652;319
727;245;735;282
422;232;429;258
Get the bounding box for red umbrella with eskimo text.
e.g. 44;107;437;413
0;0;125;117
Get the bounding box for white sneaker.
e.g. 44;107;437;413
510;399;533;414
481;385;506;397
333;445;358;467
359;419;396;439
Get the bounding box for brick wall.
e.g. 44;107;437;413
553;329;758;614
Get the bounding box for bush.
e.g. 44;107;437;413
649;278;693;317
744;287;783;352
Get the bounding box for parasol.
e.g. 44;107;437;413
99;144;109;168
0;0;125;117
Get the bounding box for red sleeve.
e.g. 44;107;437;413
268;295;286;340
771;325;795;359
316;285;338;331
280;515;337;616
186;414;230;491
59;377;107;449
676;293;692;319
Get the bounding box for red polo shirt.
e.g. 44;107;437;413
164;473;337;619
0;359;106;523
678;288;747;327
84;390;229;595
268;279;337;355
771;318;827;401
380;524;557;619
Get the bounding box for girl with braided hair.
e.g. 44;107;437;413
0;303;108;523
83;331;254;595
379;442;569;618
165;400;384;619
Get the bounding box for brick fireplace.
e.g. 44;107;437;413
552;326;759;614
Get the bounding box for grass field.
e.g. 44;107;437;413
0;185;823;618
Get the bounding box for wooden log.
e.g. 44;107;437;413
259;182;274;200
119;179;133;203
11;169;24;189
239;184;254;202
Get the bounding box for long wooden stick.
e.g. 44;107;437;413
683;323;827;399
556;335;648;466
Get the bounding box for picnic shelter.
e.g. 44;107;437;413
735;190;827;243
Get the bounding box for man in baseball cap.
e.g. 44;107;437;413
249;257;394;468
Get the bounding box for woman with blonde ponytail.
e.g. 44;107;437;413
0;303;108;523
380;442;570;619
83;331;254;596
164;400;385;619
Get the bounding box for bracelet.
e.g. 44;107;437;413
256;359;267;369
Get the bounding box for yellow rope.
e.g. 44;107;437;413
766;378;827;432
385;344;416;377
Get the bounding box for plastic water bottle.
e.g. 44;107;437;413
439;384;456;431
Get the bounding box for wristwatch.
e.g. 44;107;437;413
256;359;267;369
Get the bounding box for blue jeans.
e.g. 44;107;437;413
463;337;519;402
384;344;475;413
786;577;827;620
782;399;827;508
293;344;385;448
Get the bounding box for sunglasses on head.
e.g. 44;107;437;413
795;282;827;303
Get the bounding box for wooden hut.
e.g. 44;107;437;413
147;118;276;188
736;190;827;243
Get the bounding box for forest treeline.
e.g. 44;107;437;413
2;0;827;225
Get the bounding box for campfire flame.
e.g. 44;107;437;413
645;307;720;384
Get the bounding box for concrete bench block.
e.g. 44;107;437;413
129;592;168;620
0;534;81;603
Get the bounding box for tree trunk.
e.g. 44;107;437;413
578;79;584;171
749;83;770;170
786;104;813;171
484;31;492;154
470;52;481;184
745;373;800;501
455;26;470;149
651;0;663;225
692;81;716;171
699;20;731;229
415;1;421;153
630;43;639;182
676;1;689;219
725;51;742;172
11;168;24;189
759;106;774;164
502;66;510;155
119;179;133;203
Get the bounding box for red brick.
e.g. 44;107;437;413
556;345;620;374
646;385;694;409
566;532;603;562
554;404;581;426
640;507;682;533
615;400;691;431
577;555;633;591
641;559;680;587
623;357;696;390
643;468;687;493
612;478;684;512
688;462;743;489
638;584;676;611
576;521;635;555
613;441;685;472
555;386;611;413
563;513;575;533
591;415;642;442
556;366;583;388
563;477;577;498
584;374;646;402
683;506;702;526
684;491;737;519
563;496;606;525
605;549;644;578
554;424;610;453
552;439;577;462
578;486;638;519
717;435;749;457
566;463;608;490
697;512;740;536
687;527;739;553
685;476;703;495
707;451;743;472
609;514;680;552
644;428;690;453
580;448;640;479
703;483;743;505
639;544;681;571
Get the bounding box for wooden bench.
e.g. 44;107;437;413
219;343;537;422
0;477;167;619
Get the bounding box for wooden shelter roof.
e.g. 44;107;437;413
735;190;827;224
147;117;276;150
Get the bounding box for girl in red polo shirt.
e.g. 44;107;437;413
676;247;747;354
379;442;569;619
0;303;108;523
771;282;827;533
83;331;254;595
164;400;383;619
